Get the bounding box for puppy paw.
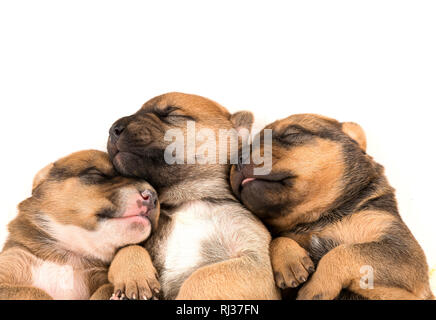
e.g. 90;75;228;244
108;245;161;300
270;237;315;289
111;271;160;300
110;290;128;300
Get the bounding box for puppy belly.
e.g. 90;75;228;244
161;202;215;297
31;260;89;300
160;200;270;299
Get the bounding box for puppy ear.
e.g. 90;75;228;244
230;111;254;132
32;163;54;192
341;122;367;151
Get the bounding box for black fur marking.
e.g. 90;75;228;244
308;236;340;264
95;208;117;220
49;166;73;181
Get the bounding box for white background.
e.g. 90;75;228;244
0;1;435;277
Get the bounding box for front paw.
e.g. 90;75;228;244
271;238;315;289
111;271;160;300
108;245;160;300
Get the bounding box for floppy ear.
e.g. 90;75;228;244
32;163;54;192
230;111;254;132
341;122;367;151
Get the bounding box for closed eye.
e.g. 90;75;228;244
279;125;313;144
82;168;106;176
79;167;110;184
154;106;195;122
155;106;180;117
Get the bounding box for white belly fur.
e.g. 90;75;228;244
161;200;271;297
163;201;215;281
31;259;89;300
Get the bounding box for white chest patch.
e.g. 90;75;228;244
160;200;268;298
31;260;89;300
164;202;215;271
163;201;215;282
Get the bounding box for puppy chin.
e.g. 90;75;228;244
110;216;152;245
112;152;142;177
41;215;152;263
229;166;243;199
240;182;280;218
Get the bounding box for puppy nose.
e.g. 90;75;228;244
237;155;244;171
109;123;125;143
140;189;158;209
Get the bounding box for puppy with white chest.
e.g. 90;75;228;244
106;92;280;300
0;150;160;300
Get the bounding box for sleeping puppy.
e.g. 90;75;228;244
106;92;279;300
0;150;160;300
230;114;434;300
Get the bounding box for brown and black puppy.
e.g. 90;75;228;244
230;114;434;300
107;92;279;300
0;150;160;300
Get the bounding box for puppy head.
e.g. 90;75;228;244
21;150;160;261
107;92;253;191
230;114;375;230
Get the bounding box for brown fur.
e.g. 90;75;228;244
177;256;278;300
270;237;314;289
265;139;345;231
107;92;279;300
108;245;160;300
0;150;159;300
230;114;433;300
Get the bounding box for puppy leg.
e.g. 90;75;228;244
90;283;114;300
108;245;160;300
0;249;51;300
270;237;315;289
176;256;280;300
0;284;52;300
297;243;431;300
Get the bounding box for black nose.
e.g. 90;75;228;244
237;155;244;171
109;123;125;143
141;189;158;209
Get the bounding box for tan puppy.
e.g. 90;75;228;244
230;114;434;300
106;92;279;300
0;150;160;300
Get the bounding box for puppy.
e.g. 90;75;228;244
106;92;280;300
230;114;434;300
0;150;160;300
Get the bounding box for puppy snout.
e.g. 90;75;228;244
140;189;158;210
236;155;243;171
237;154;251;171
109;123;125;143
109;116;134;144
